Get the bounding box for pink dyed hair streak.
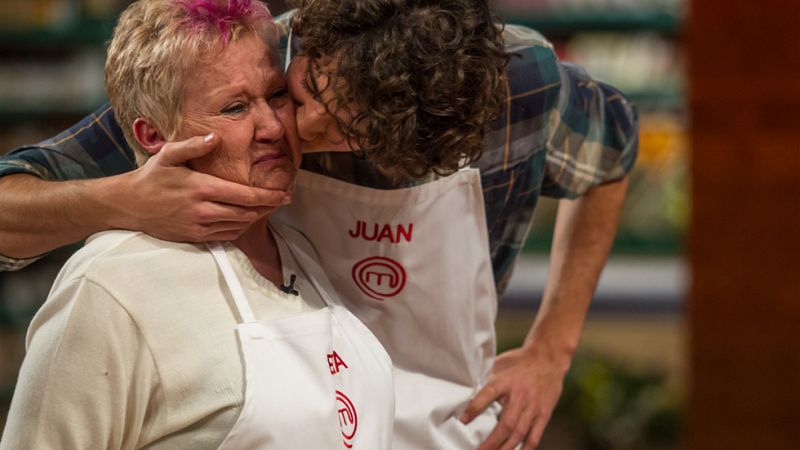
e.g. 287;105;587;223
179;0;272;43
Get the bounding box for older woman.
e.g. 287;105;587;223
0;1;393;449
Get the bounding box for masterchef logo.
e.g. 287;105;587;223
337;390;358;448
351;257;406;301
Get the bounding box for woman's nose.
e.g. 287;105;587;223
253;101;285;143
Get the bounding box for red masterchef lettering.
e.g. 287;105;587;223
352;257;407;301
348;220;413;243
327;351;349;375
337;390;357;448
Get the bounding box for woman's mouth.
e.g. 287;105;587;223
253;153;289;167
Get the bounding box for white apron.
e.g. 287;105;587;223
274;168;500;449
208;225;394;450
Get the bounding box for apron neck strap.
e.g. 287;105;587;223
284;29;293;72
272;226;343;310
206;241;257;323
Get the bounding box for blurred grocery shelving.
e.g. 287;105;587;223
0;18;116;46
0;1;127;123
498;0;689;255
496;4;688;447
0;7;110;168
499;0;684;31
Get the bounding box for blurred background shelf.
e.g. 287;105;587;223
501;255;685;314
525;230;683;255
0;12;682;46
495;5;689;445
0;18;116;47
627;89;685;110
504;11;683;34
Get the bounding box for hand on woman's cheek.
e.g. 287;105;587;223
185;137;242;184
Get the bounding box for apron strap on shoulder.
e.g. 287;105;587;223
206;242;257;323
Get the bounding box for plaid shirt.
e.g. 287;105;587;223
0;17;638;294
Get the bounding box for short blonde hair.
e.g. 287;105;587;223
105;0;276;164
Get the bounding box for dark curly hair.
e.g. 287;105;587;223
292;0;510;179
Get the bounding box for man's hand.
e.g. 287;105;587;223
110;133;292;242
0;133;294;263
461;177;630;449
460;344;569;450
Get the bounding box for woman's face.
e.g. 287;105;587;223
177;34;300;192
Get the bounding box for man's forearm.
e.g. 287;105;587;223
462;177;629;449
0;135;295;264
0;174;120;258
524;176;629;361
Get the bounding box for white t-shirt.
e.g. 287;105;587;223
1;226;325;449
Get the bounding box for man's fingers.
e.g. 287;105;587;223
460;384;501;424
476;397;524;450
204;229;251;242
147;220;249;243
501;406;537;450
188;221;256;242
194;202;274;224
158;133;218;166
198;176;291;208
522;413;550;450
147;134;292;207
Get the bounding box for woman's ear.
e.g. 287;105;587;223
133;118;167;155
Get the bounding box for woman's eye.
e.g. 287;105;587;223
269;88;290;107
222;103;246;115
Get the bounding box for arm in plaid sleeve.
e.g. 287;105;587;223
0;104;137;270
542;61;638;198
0;104;137;181
0;103;292;271
462;36;638;449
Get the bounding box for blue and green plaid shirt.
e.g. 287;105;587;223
0;19;638;294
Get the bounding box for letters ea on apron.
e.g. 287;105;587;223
207;224;393;450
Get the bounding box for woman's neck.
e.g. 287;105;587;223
231;217;283;286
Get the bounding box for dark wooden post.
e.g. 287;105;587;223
688;1;800;448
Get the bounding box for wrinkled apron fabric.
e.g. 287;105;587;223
208;232;393;450
274;168;499;449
